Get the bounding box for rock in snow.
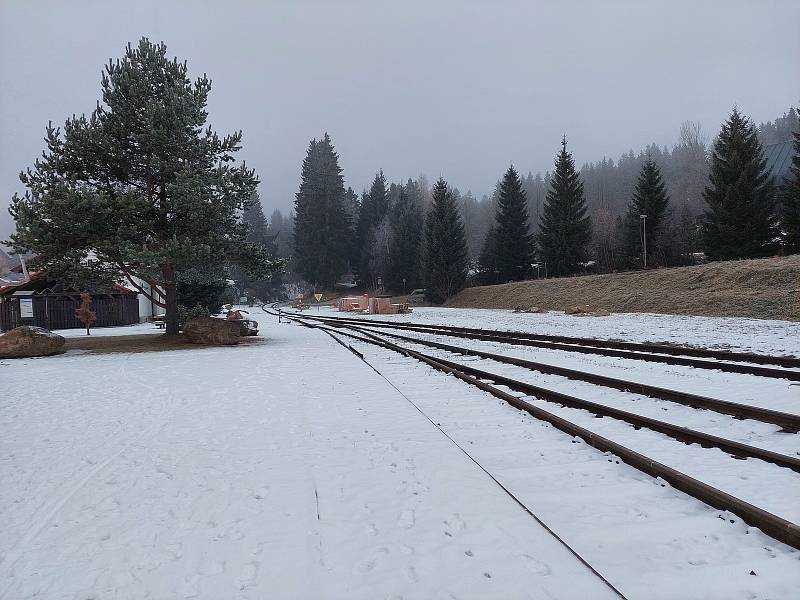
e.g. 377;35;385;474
0;326;65;358
182;316;242;345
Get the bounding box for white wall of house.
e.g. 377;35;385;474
125;278;166;322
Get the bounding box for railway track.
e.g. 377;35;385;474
297;314;800;381
268;307;800;551
324;320;800;432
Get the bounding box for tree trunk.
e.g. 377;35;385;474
163;264;179;335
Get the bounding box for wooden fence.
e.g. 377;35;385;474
0;294;139;332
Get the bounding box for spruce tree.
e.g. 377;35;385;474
478;225;499;285
422;178;468;303
293;133;353;288
242;192;271;246
702;108;777;260
781;116;800;254
623;158;671;266
354;171;390;287
238;192;283;300
494;165;534;282
8;39;278;334
538;137;592;276
387;186;423;292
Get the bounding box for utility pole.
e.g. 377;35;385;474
640;214;648;269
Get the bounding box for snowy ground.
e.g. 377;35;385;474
320;306;800;356
54;322;162;337
2;307;799;599
341;333;800;600
2;311;620;599
340;326;800;521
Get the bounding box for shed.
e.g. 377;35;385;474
0;275;139;332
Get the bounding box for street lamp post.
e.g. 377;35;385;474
640;214;648;269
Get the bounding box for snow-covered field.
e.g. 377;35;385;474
54;322;163;337
2;306;799;599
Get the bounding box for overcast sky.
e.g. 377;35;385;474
1;0;798;243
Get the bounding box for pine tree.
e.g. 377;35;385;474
422;178;468;303
538;137;592;276
623;158;671;267
354;171;390;287
781;115;800;254
494;165;534;282
238;192;283;300
702;108;777;260
478;225;499;285
8;39;279;334
242;192;271;246
293;133;353;288
387;186;423;292
269;209;293;259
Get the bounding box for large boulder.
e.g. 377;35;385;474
0;326;65;359
182;316;241;345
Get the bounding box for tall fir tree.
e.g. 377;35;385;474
242;191;271;246
494;165;534;282
422;178;468;303
538;137;592;276
293;133;352;288
781;115;800;254
237;192;283;299
623;158;671;266
387;186;423;292
477;225;499;285
8;38;279;334
702;108;777;260
354;170;390;287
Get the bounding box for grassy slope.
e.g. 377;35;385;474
447;256;800;321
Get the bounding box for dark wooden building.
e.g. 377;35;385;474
0;275;139;332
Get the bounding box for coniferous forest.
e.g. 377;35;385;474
27;42;790;310
254;106;799;303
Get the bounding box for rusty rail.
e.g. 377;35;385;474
327;323;800;432
300;314;800;381
279;311;800;551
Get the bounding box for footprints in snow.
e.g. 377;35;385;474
398;509;416;529
519;553;552;576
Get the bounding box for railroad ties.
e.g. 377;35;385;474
264;304;800;552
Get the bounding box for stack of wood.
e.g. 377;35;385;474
564;304;611;317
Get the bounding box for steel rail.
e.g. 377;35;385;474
315;322;800;472
278;311;800;550
323;322;800;432
298;314;800;381
304;314;800;368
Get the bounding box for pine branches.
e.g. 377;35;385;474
293;134;352;288
623;158;671;267
423;179;468;303
9;38;281;334
702;108;777;260
494;166;534;282
538;137;592;276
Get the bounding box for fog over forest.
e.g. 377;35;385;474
1;0;798;243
